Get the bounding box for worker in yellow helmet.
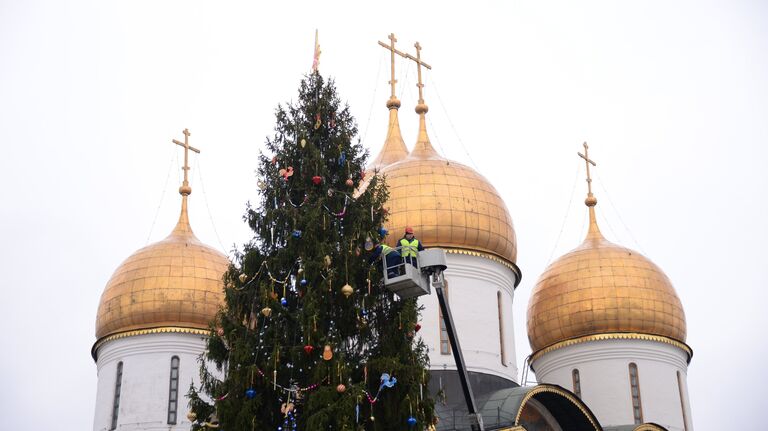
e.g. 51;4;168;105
399;226;424;267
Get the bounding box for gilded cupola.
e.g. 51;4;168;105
94;130;229;352
527;144;688;357
370;38;519;276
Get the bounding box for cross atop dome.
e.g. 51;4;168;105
577;142;603;239
172;128;200;197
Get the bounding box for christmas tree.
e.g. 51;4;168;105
188;72;435;430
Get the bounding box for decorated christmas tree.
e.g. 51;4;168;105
188;72;435;430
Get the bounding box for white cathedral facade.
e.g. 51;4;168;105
92;44;693;431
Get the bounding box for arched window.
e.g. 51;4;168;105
111;361;123;430
167;356;180;424
572;368;581;398
628;363;643;424
497;291;506;366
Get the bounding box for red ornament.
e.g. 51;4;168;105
303;345;314;355
312;176;323;185
336;384;346;393
414;323;422;332
360;171;366;180
345;178;354;187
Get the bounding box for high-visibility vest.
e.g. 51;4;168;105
381;244;395;256
399;238;420;257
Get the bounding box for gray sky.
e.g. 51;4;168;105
1;1;766;429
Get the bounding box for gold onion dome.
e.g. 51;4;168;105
527;177;687;354
95;197;229;340
95;131;229;344
373;101;518;273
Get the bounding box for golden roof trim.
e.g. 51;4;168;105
92;326;210;361
444;248;522;286
530;332;693;364
514;384;600;430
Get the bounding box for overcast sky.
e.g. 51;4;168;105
1;1;766;429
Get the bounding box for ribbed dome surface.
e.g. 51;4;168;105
95;199;229;340
380;157;517;264
366;99;518;266
527;211;686;353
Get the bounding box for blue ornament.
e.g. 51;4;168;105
281;297;288;306
245;388;256;399
300;278;307;287
339;152;346;166
407;416;417;427
378;227;388;237
292;230;302;238
379;373;397;388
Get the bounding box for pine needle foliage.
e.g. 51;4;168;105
188;73;434;431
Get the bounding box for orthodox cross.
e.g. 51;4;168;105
577;142;597;196
172;129;200;192
377;33;407;99
397;41;432;104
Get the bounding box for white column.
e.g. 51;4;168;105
532;338;692;430
419;252;519;383
93;332;208;431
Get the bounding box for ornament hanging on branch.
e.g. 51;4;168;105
279;167;294;181
314;113;321;130
322;345;333;361
312;175;323;185
341;284;353;297
245;388;256;399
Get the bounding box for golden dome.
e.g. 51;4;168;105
377;103;518;270
368;97;409;171
527;204;687;354
95;196;229;340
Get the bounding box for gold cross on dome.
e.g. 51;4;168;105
377;33;408;100
172;128;200;191
397;41;432;104
577;142;597;196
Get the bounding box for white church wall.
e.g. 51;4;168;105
93;332;208;431
531;338;691;431
419;252;519;383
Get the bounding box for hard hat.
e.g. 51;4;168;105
405;226;414;234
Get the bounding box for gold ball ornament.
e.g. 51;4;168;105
257;180;266;190
261;307;272;317
238;273;248;283
341;284;354;297
187;411;197;422
300;138;306;148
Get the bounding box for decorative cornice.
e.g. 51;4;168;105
92;326;210;361
530;332;693;365
514;384;600;430
444;248;521;286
